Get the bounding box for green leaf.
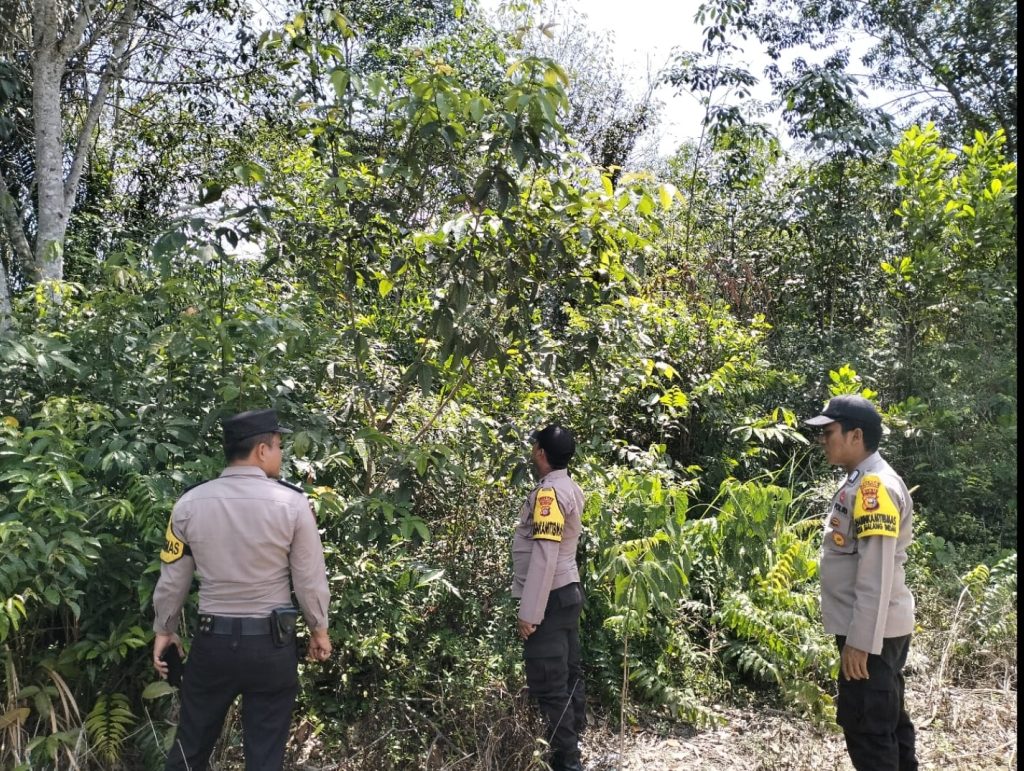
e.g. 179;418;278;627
142;681;175;699
330;68;350;98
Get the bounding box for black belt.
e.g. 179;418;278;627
198;614;272;636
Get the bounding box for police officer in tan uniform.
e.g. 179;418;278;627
805;395;918;771
512;424;586;771
152;409;332;771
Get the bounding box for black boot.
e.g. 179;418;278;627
549;753;583;771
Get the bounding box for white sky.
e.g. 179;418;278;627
477;0;889;158
536;0;732;153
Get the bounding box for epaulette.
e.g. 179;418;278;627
182;478;214;494
277;479;306;495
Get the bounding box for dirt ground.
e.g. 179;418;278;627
581;677;1017;771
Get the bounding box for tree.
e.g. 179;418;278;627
493;1;659;178
692;0;1018;158
0;0;258;320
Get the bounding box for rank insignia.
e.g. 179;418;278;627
830;516;840;528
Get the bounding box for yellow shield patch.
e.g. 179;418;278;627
854;475;899;538
160;517;188;563
532;487;564;542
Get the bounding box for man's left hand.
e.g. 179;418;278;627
517;618;536;640
152;632;183;678
841;643;870;681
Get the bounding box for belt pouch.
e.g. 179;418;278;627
270;607;298;647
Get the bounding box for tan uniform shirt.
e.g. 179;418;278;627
820;451;915;654
152;466;330;634
511;468;584;625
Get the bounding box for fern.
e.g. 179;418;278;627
629;661;722;727
725;641;783;685
965;553;1017;646
85;693;135;765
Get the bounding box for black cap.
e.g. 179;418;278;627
222;409;292;445
530;424;576;467
804;395;882;428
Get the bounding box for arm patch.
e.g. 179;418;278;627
160;516;191;563
853;475;900;538
531;488;564;542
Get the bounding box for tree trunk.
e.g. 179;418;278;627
0;254;12;332
33;58;67;282
30;0;139;284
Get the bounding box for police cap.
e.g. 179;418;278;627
530;424;576;467
804;395;882;429
222;408;293;445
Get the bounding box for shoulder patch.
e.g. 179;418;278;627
159;516;191;563
531;487;565;542
276;479;306;495
853;474;899;538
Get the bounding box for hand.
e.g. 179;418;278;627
307;628;332;662
841;644;870;681
152;632;183;679
517;618;537;640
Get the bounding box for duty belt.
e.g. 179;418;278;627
198;614;272;636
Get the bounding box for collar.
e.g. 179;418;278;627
539;468;569;486
220;465;270;479
845;451;882;485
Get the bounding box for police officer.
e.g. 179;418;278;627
151;408;332;771
805;395;918;771
512;424;586;771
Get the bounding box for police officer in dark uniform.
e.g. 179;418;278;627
806;395;918;771
152;408;332;771
512;425;586;771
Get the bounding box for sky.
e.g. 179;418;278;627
476;0;721;154
477;0;888;158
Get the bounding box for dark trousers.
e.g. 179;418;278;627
165;630;298;771
835;635;918;771
524;583;586;767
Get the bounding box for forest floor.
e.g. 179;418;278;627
243;636;1018;771
580;676;1017;770
281;667;1015;771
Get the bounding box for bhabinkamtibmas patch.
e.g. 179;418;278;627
160;516;188;563
532;488;564;542
853;475;899;538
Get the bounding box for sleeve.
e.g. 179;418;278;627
518;540;559;625
152;505;195;634
847;535;896;654
289;497;331;631
846;476;902;654
517;487;565;624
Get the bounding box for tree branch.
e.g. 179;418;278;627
0;170;34;271
58;0;95;58
64;0;138;211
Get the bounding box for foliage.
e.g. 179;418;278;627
0;1;1016;767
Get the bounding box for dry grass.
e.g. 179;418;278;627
579;676;1016;770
